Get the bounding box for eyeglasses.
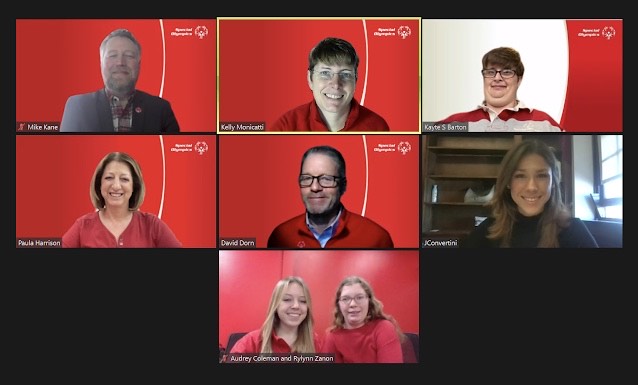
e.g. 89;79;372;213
339;295;368;305
481;69;517;79
299;174;341;188
311;70;356;82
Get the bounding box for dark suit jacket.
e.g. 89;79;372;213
60;89;180;133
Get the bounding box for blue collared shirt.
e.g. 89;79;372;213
306;208;342;248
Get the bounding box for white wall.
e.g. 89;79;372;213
422;19;569;123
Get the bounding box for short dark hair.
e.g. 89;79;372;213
300;145;347;194
308;37;359;79
482;47;524;77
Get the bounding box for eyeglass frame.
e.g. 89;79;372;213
298;174;342;188
481;68;517;79
338;294;369;305
310;69;357;82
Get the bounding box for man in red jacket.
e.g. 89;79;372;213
267;145;393;248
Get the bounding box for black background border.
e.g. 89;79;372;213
7;6;631;381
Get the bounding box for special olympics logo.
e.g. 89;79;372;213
398;26;411;39
398;141;412;155
195;26;209;39
195;141;209;155
602;26;616;40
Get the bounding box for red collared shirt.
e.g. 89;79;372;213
269;99;390;132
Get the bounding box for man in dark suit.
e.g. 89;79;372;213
60;28;180;133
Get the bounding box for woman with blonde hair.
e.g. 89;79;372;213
230;276;320;354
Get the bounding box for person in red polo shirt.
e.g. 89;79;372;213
269;37;390;132
229;276;321;355
321;276;405;363
438;47;563;132
267;145;393;248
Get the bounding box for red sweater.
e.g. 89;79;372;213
267;207;394;248
321;319;403;363
62;210;182;248
269;99;390;132
229;329;322;354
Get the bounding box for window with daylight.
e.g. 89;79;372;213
592;135;623;221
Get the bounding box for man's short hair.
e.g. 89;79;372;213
482;47;524;77
100;28;142;58
300;145;347;194
308;37;359;79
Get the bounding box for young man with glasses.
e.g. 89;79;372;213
437;47;563;132
269;37;390;132
267;145;393;248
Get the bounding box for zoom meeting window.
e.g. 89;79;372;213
16;135;216;248
421;134;622;248
218;17;421;133
422;19;622;133
219;250;420;363
218;134;420;249
16;19;216;133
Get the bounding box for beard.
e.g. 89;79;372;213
306;201;342;226
106;76;136;95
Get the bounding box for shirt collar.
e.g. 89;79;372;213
305;206;343;233
311;99;360;130
105;88;136;102
478;100;532;113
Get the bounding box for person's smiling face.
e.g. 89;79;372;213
300;153;343;216
276;282;308;328
101;36;140;96
483;65;521;111
308;62;356;118
509;153;552;217
100;160;134;209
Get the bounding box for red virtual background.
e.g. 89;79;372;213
16;135;216;248
219;250;419;351
561;20;623;132
218;18;420;132
16;19;216;132
218;134;419;248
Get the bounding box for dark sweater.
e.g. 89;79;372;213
462;213;599;248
